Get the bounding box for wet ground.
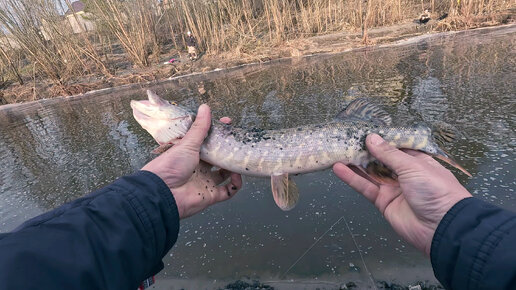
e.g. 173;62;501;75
0;25;514;289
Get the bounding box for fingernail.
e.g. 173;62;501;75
369;134;384;145
197;104;208;115
220;117;232;124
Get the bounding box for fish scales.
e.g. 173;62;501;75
131;90;470;210
200;121;430;177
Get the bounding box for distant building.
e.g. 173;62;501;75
39;1;96;40
64;1;95;34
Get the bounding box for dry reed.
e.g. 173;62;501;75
0;0;512;101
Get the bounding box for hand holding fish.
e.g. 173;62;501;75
132;90;471;212
142;105;242;219
333;134;472;256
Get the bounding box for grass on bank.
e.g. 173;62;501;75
0;0;513;104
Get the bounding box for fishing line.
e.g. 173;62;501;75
281;216;344;278
343;215;377;289
281;214;377;289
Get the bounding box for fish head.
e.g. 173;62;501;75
131;90;195;144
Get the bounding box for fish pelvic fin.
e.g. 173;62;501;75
271;173;299;211
365;161;399;185
335;98;392;126
350;161;398;186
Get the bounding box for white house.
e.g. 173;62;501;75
64;1;95;34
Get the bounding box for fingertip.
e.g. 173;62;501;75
219;173;242;201
333;163;380;202
333;162;353;180
366;135;414;174
182;104;211;147
366;134;397;157
333;162;346;173
230;173;242;189
220;117;232;124
218;169;240;184
197;104;210;117
366;134;384;146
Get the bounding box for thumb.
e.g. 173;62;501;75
180;104;211;149
366;134;415;174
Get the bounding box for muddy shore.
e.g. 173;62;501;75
148;278;444;290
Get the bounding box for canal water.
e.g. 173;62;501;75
1;25;514;288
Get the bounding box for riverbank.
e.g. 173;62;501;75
0;9;513;105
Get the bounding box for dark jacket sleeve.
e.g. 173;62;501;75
431;197;516;289
0;170;179;290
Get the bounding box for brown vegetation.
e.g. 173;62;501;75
0;0;513;104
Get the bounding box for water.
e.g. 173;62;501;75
1;25;515;288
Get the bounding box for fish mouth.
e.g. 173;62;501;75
131;90;195;145
130;92;193;125
146;90;170;106
130;100;155;120
130;90;173;119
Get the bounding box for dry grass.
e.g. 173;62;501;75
86;0;161;68
0;0;111;94
0;0;513;103
171;0;415;52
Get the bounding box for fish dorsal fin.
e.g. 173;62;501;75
271;173;299;211
335;98;392;126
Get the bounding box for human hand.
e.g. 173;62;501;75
142;105;242;219
333;134;472;255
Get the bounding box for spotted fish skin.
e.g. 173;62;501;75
131;90;470;210
200;121;436;177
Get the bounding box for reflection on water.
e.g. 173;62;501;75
1;25;515;286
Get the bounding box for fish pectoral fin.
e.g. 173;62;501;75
151;143;174;155
335;98;392;126
359;161;398;185
271;173;299;211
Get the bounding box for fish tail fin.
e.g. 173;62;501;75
431;146;472;177
426;122;471;177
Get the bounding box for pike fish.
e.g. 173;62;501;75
131;90;471;211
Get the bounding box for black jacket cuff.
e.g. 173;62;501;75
431;197;516;289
